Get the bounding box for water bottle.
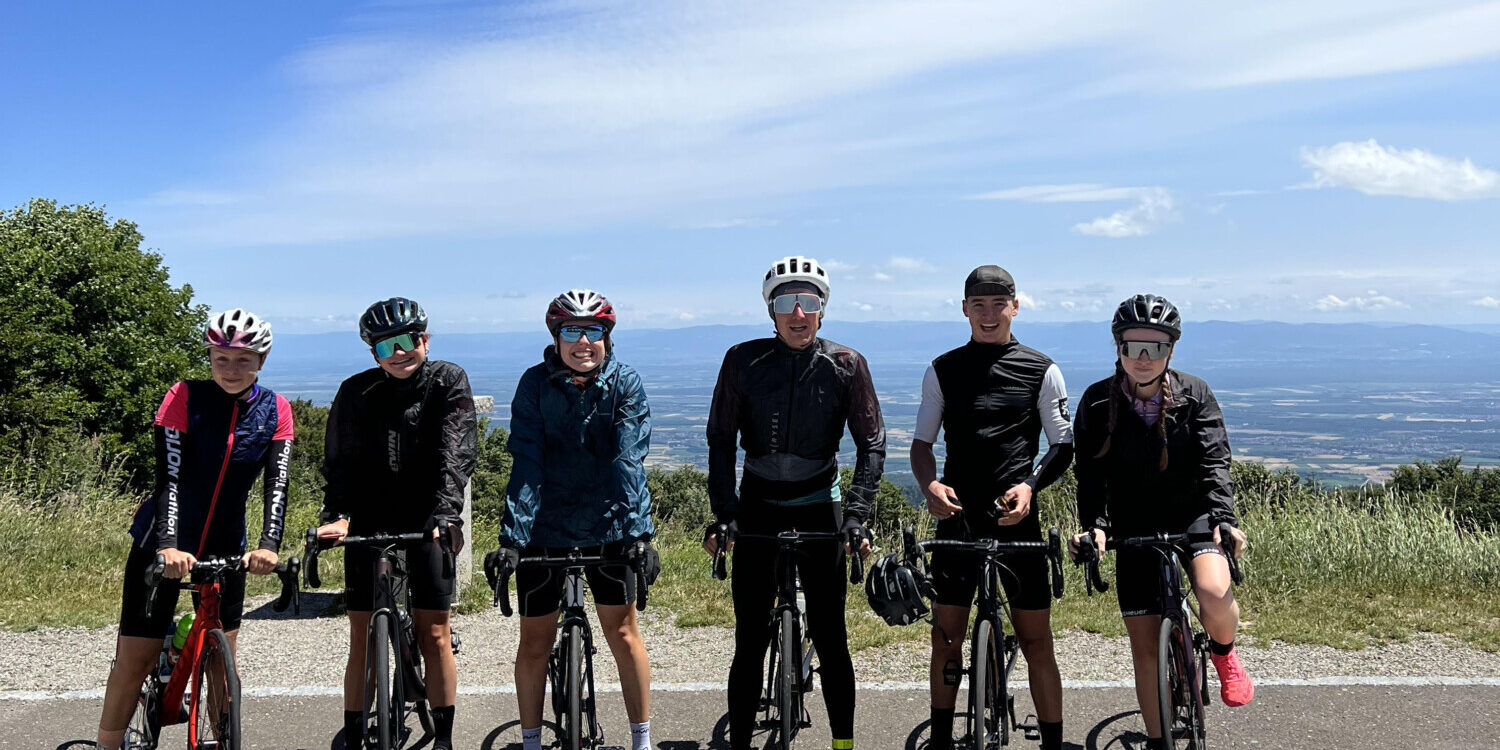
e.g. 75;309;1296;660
166;612;195;670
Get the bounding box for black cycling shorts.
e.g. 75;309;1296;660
118;544;246;639
1114;541;1221;618
930;513;1051;612
344;536;454;612
514;541;635;618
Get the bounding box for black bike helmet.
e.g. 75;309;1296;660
1111;293;1182;342
359;297;429;344
865;553;931;627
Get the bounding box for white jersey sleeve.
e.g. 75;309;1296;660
914;363;943;444
1038;363;1073;445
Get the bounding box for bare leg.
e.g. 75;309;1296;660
597;603;651;724
1124;615;1163;738
1012;609;1062;723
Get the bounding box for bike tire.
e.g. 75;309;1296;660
779;608;800;749
564;623;586;750
968;619;1002;750
190;628;241;750
1158;619;1205;750
368;612;402;750
126;670;163;749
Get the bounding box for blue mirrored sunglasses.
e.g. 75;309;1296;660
372;332;423;358
770;293;823;315
559;324;607;343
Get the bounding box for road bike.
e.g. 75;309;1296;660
484;546;652;750
900;527;1064;750
124;554;300;750
1074;523;1244;750
304;525;459;750
710;528;864;750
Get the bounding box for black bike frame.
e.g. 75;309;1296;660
903;529;1064;748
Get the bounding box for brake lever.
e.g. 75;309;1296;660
1047;528;1065;600
302;528;323;589
1218;522;1245;585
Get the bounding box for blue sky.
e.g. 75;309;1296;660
4;1;1499;332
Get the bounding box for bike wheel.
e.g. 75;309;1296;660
126;671;163;749
190;628;241;750
563;623;586;750
1157;619;1205;750
778;608;800;749
968;619;1002;750
368;612;404;750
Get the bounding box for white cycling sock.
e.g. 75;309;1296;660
522;726;543;750
630;721;651;750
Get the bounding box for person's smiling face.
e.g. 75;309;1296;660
963;294;1018;344
373;333;429;379
771;282;822;350
209;348;262;394
556;319;608;373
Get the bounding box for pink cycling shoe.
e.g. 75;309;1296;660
1210;648;1254;707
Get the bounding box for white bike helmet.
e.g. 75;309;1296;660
204;308;273;354
761;256;831;307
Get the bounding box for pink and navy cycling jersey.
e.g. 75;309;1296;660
129;380;295;557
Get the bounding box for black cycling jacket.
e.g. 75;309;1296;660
1072;368;1237;537
706;337;886;524
321;360;478;533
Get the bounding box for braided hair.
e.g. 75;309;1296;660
1093;359;1174;472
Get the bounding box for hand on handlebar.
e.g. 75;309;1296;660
628;540;661;586
1068;529;1106;562
841;518;872;559
156;548;197;579
242;548;280;575
314;518;349;545
1213;522;1247;561
432;519;465;555
703;521;736;557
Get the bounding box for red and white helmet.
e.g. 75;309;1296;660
761;255;831;306
546;289;617;335
204;308;273;354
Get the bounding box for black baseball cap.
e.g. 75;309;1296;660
964;265;1015;298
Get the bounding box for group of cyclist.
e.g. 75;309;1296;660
93;254;1253;750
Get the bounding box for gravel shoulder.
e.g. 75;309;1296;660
5;593;1499;692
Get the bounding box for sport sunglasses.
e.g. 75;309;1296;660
372;332;424;358
1118;340;1173;361
558;324;607;343
770;293;823;315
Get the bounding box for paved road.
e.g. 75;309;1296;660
9;685;1498;749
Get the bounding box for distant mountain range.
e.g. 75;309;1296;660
274;321;1500;388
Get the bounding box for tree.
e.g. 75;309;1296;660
470;418;513;524
0;199;206;477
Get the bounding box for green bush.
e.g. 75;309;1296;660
0;200;206;480
1388;456;1500;531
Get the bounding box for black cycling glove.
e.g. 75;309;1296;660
628;540;662;586
842;516;872;549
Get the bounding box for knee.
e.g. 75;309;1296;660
1017;631;1055;660
603;623;640;652
516;636;551;664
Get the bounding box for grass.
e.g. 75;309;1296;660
3;441;1498;654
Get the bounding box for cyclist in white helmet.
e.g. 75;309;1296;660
706;257;886;750
95;309;294;750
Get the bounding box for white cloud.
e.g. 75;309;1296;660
846;300;876;312
1475;296;1500;309
823;259;858;272
886;256;936;273
1311;294;1408;312
872;271;893;282
1073;188;1178;238
679;312;696;321
1016;291;1039;309
137;2;1500;245
681;218;779;230
1300;140;1500;200
975;183;1179;237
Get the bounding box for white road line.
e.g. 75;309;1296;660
3;676;1497;701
